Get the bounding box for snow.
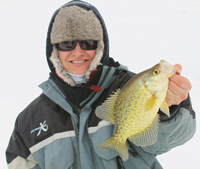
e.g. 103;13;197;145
1;0;199;168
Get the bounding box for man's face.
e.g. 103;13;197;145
58;43;96;75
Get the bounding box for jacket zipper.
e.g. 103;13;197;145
50;76;81;117
50;76;82;166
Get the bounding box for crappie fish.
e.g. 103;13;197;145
95;60;176;161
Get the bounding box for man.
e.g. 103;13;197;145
6;0;196;168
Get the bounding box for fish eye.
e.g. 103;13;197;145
153;69;160;75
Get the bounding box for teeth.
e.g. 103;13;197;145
71;60;86;63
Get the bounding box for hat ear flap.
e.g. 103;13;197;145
50;45;76;86
84;40;104;83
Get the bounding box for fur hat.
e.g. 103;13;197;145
49;5;104;86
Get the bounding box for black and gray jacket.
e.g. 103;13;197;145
6;1;196;169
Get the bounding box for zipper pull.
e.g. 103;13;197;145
77;108;81;117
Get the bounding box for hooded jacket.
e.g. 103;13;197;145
6;1;196;169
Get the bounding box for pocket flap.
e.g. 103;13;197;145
43;137;75;168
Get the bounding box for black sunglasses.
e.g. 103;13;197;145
56;40;98;51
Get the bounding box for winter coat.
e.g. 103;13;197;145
6;64;196;169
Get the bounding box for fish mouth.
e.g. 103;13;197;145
172;66;177;74
167;66;177;77
159;60;177;77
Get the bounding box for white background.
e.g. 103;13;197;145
1;0;199;168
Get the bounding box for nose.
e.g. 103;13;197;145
72;42;84;56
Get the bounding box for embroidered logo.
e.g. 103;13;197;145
31;120;48;136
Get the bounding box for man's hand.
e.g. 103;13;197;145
166;64;192;106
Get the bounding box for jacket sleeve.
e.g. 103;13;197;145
6;117;40;169
141;95;196;155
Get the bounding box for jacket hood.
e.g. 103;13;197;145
46;0;110;86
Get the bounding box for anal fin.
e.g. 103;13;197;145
98;135;129;161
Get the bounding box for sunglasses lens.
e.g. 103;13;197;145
58;41;75;51
57;40;98;51
80;40;98;50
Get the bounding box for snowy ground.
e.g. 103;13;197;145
1;0;199;168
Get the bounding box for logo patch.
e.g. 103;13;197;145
31;120;48;136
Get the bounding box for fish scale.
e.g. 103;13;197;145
96;60;176;161
117;86;154;136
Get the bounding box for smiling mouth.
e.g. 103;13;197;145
70;60;87;63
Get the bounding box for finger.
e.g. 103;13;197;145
173;64;182;75
168;77;187;95
166;77;190;106
168;81;188;100
170;74;192;91
165;93;173;107
165;90;182;106
165;86;188;106
165;97;173;107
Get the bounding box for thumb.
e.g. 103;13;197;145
173;64;182;75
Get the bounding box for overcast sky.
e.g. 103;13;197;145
1;0;200;168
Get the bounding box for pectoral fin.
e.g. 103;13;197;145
160;101;170;117
144;96;157;111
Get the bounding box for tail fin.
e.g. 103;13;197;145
97;135;129;161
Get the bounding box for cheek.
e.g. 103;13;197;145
87;50;96;59
58;51;71;61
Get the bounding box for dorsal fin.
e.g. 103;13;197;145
95;89;121;123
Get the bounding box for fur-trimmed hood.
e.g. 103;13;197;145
46;0;110;86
